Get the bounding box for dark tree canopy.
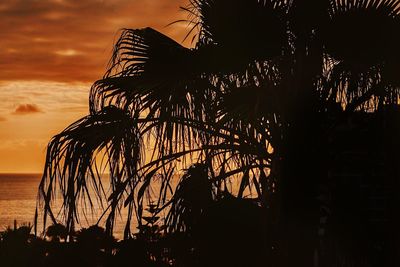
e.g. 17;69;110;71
37;1;400;265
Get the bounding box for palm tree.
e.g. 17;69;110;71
37;0;400;266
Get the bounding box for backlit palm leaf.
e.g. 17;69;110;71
90;27;207;115
38;106;141;234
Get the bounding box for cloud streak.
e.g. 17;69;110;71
13;104;43;115
0;81;89;115
0;0;190;83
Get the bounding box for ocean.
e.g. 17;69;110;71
0;173;241;240
0;173;41;230
0;173;150;239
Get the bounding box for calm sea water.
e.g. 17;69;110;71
0;173;241;239
0;173;148;239
0;173;41;230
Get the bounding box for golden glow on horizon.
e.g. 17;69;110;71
0;0;190;173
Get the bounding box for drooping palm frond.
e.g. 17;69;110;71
319;49;400;113
89;28;218;169
89;24;277;170
165;164;212;233
38;106;141;235
321;60;383;112
90;27;205;114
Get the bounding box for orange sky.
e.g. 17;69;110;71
0;0;191;173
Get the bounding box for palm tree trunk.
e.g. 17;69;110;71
278;111;324;267
276;37;326;266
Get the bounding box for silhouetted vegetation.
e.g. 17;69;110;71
32;0;400;266
1;221;166;267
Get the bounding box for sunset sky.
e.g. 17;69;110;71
0;0;190;173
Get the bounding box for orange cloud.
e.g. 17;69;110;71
13;104;43;115
0;116;6;122
0;0;191;83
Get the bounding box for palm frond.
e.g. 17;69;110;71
322;60;383;111
105;27;194;78
90;27;200;113
165;164;212;233
321;53;400;111
190;0;289;61
323;0;400;65
38;106;141;235
89;28;219;169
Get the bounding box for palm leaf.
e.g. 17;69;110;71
38;106;141;234
191;0;289;62
323;0;400;65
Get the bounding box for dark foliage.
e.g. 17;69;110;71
36;0;400;266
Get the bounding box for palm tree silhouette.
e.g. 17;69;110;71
37;0;400;266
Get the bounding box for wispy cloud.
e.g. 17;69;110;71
54;49;83;57
0;0;190;83
0;81;89;115
12;104;43;115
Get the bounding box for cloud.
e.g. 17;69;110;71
13;104;43;115
0;0;192;83
0;81;89;115
0;115;6;122
54;49;84;57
